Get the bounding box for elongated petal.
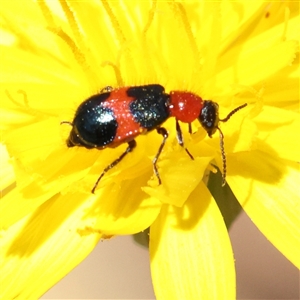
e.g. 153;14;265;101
227;107;300;268
253;106;300;162
228;152;300;268
150;182;235;299
143;156;212;207
0;144;15;191
1;193;101;299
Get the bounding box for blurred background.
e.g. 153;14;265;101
41;210;299;299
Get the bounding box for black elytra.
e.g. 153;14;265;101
67;92;117;148
128;85;170;129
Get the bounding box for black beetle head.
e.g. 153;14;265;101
198;101;220;137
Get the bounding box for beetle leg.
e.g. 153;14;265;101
91;140;136;193
153;127;169;185
176;119;194;160
100;86;114;93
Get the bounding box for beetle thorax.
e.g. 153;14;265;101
169;91;203;123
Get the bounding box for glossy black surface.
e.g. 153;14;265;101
128;85;170;130
199;100;219;137
67;93;117;148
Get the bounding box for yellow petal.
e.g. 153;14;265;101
143;156;212;207
237;57;299;110
150;182;235;299
253;106;300;161
1;184;160;298
216;40;297;97
1;149;162;236
0;143;15;191
215;2;299;99
1;193;101;299
88;180;162;235
263;60;299;108
228;152;300;268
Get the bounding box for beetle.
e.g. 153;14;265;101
62;84;247;193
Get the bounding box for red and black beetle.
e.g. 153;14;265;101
62;84;246;193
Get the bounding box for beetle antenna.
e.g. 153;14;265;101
216;127;226;186
219;103;247;123
60;121;73;126
216;103;247;185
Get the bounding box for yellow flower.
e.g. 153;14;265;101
0;1;299;299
